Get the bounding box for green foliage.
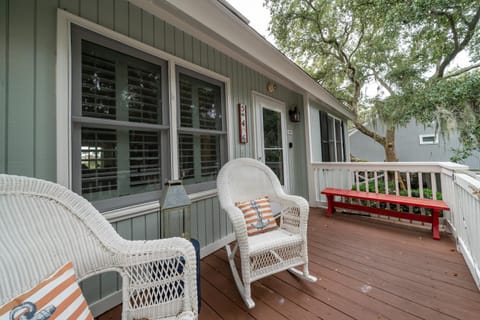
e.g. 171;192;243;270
351;181;443;215
406;71;480;162
265;0;480;160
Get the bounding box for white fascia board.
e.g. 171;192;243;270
129;0;353;120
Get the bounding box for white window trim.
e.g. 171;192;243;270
419;134;439;145
56;9;233;211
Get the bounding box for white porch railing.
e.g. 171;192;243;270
308;161;480;290
449;172;480;289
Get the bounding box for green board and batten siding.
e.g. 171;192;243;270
0;0;308;308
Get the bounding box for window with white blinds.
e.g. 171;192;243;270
177;70;227;191
72;27;169;211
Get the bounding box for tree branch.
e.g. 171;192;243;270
349;23;365;61
353;121;386;145
431;9;459;47
443;62;480;79
434;5;480;78
373;70;395;95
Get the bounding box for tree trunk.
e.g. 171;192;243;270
383;127;398;162
382;127;407;191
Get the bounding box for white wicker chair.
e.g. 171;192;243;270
216;158;317;308
0;174;198;320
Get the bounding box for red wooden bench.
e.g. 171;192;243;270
321;188;450;240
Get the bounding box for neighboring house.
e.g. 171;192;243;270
350;119;480;169
0;0;352;315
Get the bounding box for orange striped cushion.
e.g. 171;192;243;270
236;197;278;236
0;262;93;320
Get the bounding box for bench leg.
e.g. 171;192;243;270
326;195;334;217
432;209;440;240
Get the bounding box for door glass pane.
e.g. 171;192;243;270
262;108;284;184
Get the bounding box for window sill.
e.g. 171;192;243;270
103;188;218;222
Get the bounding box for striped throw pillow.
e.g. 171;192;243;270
236;197;278;236
0;262;93;320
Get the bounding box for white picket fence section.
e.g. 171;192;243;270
308;161;480;290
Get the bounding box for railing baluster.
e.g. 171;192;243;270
384;170;390;213
406;172;413;216
384;170;389;194
324;169;328;198
355;170;360;192
364;170;370;208
347;168;352;190
331;169;335;189
431;172;437;200
395;171;401;217
374;171;378;208
419;172;425;218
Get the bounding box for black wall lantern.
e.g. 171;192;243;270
289;106;301;122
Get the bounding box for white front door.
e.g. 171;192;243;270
253;93;289;191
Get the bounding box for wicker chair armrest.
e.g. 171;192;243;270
115;237;198;319
271;194;309;236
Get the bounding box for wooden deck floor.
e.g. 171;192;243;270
99;208;480;320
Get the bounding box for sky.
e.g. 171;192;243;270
226;0;274;43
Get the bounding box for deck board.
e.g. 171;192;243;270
97;208;480;320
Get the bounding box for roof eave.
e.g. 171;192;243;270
129;0;353;120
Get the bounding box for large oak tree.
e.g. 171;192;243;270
265;0;480;162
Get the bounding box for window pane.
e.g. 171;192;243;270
127;66;162;124
81;127;118;199
262;108;284;184
129;130;162;188
201;135;220;179
179;78;194;128
179;73;223;130
179;133;194;180
75;34;168;208
178;133;221;185
265;149;284;185
421;135;436;143
81;127;162;202
319;111;330;162
82;42;116;119
263;108;282;148
177;70;226;189
81;40;163;124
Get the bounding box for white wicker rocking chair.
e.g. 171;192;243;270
216;158;317;308
0;174;198;320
